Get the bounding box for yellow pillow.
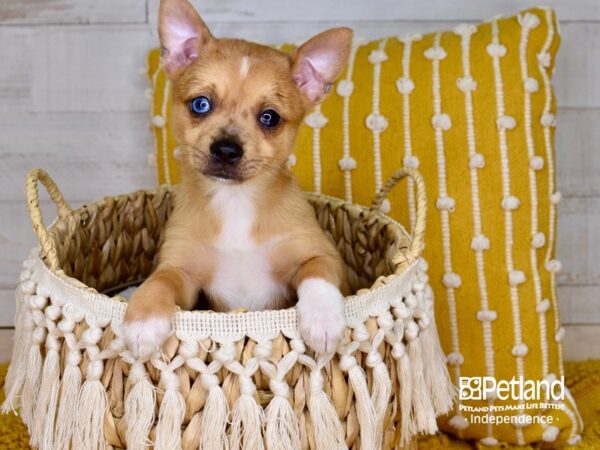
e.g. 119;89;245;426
147;7;582;447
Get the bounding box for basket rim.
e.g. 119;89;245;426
30;254;418;342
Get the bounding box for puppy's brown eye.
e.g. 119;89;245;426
258;109;281;128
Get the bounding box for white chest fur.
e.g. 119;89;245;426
207;184;287;310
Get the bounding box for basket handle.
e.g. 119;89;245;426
370;167;427;266
25;169;72;270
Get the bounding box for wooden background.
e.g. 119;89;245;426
0;0;598;360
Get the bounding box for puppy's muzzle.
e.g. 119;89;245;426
210;139;243;165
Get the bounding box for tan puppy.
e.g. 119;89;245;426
123;0;353;359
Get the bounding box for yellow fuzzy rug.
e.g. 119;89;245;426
1;361;599;449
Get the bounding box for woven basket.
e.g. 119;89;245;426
3;167;454;450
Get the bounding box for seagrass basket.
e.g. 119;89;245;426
3;167;454;450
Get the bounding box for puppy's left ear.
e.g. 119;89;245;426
291;27;353;104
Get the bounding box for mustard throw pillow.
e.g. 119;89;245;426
146;7;582;447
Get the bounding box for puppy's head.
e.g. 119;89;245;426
159;0;352;184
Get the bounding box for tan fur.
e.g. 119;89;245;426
125;0;352;353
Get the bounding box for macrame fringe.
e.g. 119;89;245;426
395;352;414;445
124;363;156;450
341;355;377;450
308;370;346;450
264;394;301;450
155;372;186;450
229;394;265;450
53;354;82;450
21;340;43;443
421;322;455;415
1;287;28;413
200;383;229;450
408;338;437;435
368;331;392;450
35;341;61;449
76;373;108;450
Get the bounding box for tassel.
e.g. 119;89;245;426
124;362;156;450
54;347;82;450
21;326;45;440
75;358;108;450
35;333;61;450
392;342;414;445
366;331;392;449
230;372;264;450
339;351;376;450
199;374;229;450
420;320;455;416
264;379;301;450
407;337;437;435
155;370;186;450
308;368;346;450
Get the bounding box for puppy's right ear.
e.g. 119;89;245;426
158;0;213;76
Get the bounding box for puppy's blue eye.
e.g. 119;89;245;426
190;96;211;115
258;109;281;128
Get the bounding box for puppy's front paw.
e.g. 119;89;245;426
121;316;171;361
297;278;346;354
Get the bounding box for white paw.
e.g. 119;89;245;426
122;317;171;361
297;278;346;354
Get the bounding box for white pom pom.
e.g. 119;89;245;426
443;272;462;288
436;196;456;211
147;153;157;167
536;298;551;313
529;155;544;170
487;43;507;58
477;310;498;322
519;12;540;29
531;232;546;248
336;79;354;97
432;113;452;130
541;112;557;127
144;88;154;100
368;49;388;64
554;327;565;342
403;155;419;169
398;33;422;43
448;415;469;430
508;270;526;286
538;51;551;68
395;77;415;94
545;259;562;272
304;111;328;128
152;115;166;128
338;156;357;171
446;352;464;366
550;191;562;204
524;77;539;93
480;437;499;446
469;152;485;169
379;199;391;214
453;23;477;36
457;76;477;92
502;195;521;210
567;435;582;446
366;113;388;132
542;425;560;442
424;46;447;60
471;234;490;251
286;154;297;167
512;343;529;357
496;115;517;130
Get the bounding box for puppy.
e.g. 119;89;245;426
123;0;352;360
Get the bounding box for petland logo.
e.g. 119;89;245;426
459;376;565;402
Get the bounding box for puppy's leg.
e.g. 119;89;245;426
123;266;196;360
294;256;346;354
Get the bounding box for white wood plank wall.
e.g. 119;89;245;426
0;0;598;361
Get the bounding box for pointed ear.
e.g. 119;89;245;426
158;0;213;76
291;27;353;104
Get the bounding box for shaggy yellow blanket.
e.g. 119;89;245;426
1;361;599;449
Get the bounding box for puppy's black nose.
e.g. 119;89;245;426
210;139;243;164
